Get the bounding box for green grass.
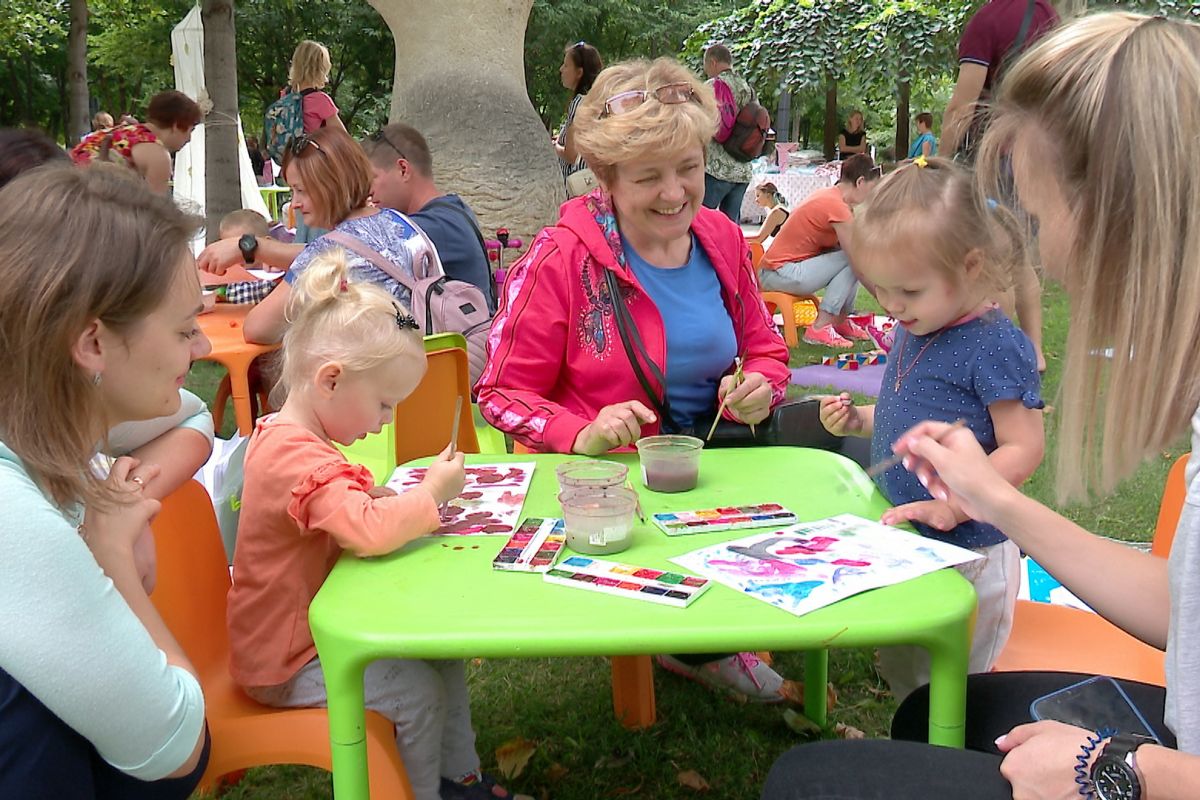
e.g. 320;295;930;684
184;282;1185;799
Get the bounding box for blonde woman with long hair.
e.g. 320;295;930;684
763;13;1200;799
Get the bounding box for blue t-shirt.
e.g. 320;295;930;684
624;234;738;428
411;195;495;313
908;131;938;159
285;209;434;310
871;309;1043;548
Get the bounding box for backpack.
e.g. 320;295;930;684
713;78;738;144
323;215;493;384
262;87;316;164
722;100;772;163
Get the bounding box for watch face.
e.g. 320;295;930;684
1094;759;1137;800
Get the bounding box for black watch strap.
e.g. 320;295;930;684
239;234;258;264
1093;734;1154;800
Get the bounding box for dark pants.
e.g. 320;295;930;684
703;174;748;223
0;665;210;800
760;671;1172;800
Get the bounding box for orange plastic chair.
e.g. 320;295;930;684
212;364;271;433
750;241;819;348
991;454;1189;684
149;480;413;798
394;346;480;465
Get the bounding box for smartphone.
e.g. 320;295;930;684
1030;675;1163;743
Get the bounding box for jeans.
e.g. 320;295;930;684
758;250;859;317
759;672;1173;800
703;173;748;223
0;665;210;800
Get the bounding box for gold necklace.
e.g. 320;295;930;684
892;331;942;391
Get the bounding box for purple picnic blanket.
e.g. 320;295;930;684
790;363;885;397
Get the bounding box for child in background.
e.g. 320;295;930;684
818;157;1045;701
215;209;292;304
908;112;938;160
227;251;527;800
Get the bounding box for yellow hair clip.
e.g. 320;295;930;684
913;155;928;169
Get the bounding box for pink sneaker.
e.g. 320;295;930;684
656;653;787;703
866;323;895;353
803;324;853;348
834;319;872;341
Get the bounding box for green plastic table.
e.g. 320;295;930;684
310;448;977;799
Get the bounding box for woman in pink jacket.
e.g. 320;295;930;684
476;57;792;702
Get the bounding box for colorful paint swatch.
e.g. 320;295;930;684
492;517;566;573
651;504;797;536
543;555;711;608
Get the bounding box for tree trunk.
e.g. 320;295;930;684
202;0;241;244
895;78;911;162
368;0;563;243
67;0;89;145
775;87;791;144
823;73;838;162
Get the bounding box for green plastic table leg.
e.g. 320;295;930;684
924;613;973;748
803;649;829;728
324;656;371;800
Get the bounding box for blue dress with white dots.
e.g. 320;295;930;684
871;308;1043;547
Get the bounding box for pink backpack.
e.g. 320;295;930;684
713;78;737;143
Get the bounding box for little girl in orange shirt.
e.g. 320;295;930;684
227;250;527;800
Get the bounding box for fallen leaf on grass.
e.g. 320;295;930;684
613;781;645;795
778;680;838;710
545;762;569;783
677;770;711;791
782;708;822;737
495;737;536;780
756;651;774;665
835;723;865;739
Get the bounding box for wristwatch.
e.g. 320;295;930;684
238;234;258;265
1090;734;1155;800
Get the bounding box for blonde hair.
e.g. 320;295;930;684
219;208;270;239
277;249;425;404
0;165;201;507
977;12;1200;501
856;157;1022;298
288;40;331;91
573;58;718;186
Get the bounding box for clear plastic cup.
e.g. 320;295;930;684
555;459;629;492
635;435;704;493
559;486;638;555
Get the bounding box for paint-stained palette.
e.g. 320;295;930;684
388;463;535;535
651;503;797;536
492;518;565;573
543;556;711;608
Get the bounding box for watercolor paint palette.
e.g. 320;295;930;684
651;504;797;536
492;518;566;573
543;556;711;608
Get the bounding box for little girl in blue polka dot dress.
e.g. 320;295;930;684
818;157;1046;701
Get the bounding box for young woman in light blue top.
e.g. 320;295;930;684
0;165;211;798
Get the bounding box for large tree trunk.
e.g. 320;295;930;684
368;0;563;243
823;73;838;162
67;0;89;145
895;77;911;162
202;0;241;244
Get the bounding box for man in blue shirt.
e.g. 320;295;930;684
363;123;496;311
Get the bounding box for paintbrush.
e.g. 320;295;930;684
439;396;464;518
864;418;966;480
624;479;646;523
707;357;752;442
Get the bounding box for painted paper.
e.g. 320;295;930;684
670;514;981;617
387;462;536;535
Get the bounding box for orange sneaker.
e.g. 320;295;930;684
803;324;853;348
834;319;872;341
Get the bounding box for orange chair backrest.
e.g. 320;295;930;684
749;241;765;270
1152;453;1190;558
149;480;232;675
394;346;480;465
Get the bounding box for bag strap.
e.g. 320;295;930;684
323;230;420;294
602;267;681;434
421;197;489;262
1011;0;1038;56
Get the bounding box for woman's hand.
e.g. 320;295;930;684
720;372;772;426
997;721;1102;800
819;393;864;437
572;401;658;456
892;421;1018;526
83;457;162;583
420;444;466;506
196;236;241;275
881;499;962;531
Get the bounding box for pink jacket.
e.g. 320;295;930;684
476;193;790;453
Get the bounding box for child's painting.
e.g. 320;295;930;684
387;462;536;536
670;514;981;617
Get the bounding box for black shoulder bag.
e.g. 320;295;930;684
602;268;841;451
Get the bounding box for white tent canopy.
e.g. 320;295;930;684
171;4;269;249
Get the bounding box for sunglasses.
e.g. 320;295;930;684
600;82;697;119
367;129;407;161
289;134;325;157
